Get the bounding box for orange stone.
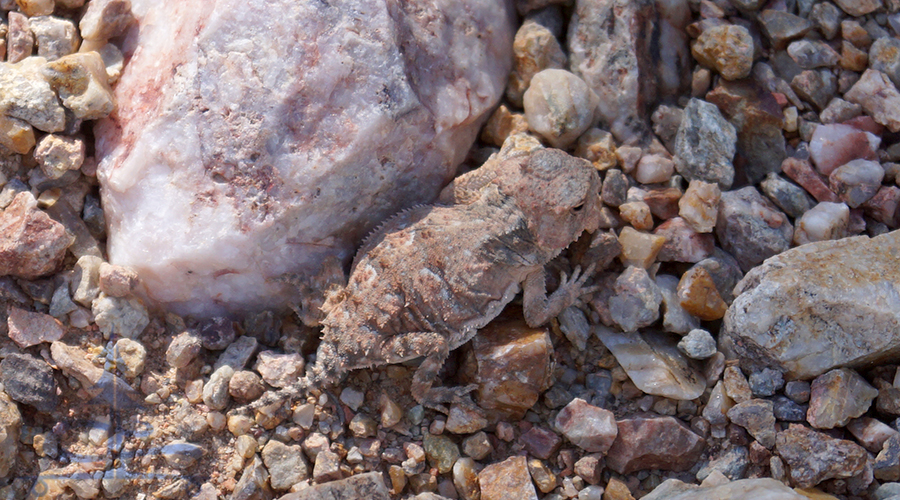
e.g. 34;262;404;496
479;456;538;500
677;266;727;321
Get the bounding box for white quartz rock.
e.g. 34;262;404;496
95;0;515;316
721;230;900;379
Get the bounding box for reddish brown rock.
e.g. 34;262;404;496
7;306;67;348
677;266;727;321
644;187;683;221
776;424;868;488
0;192;73;280
781;157;839;203
555;398;617;453
808;123;880;176
479;456;538;500
519;426;561;460
807;368;878;429
605;414;706;474
863;186;900;227
460;312;553;420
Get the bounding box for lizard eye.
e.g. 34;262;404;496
571;203;585;213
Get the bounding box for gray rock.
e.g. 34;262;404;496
784;380;811;404
261;440;308;491
568;0;690;144
72;255;103;307
876;436;900;482
748;367;784;398
601;169;628;207
807;368;878;429
715;187;793;272
213;335;257;371
727;399;777;448
845;69;900;133
101;468;130;497
876;482;900;500
202;365;234;411
674;98;736;189
820;98;863;124
29;16;79;60
871;37;900;89
829;159;885;208
95;0;515;317
312;449;343;483
0;353;58;412
758;10;812;49
720;231;900;379
776;424;868;488
161;440;205;469
833;0;883;17
677;329;717;360
608;266;662;332
49;283;79;318
694;248;743;305
696;445;749;481
92;294;150;339
198;317;236;350
0;58;66;132
278;472;391;500
657;274;700;334
772;395;807;422
810;3;842;39
791;69;838;111
787;40;840;69
759;173;814;219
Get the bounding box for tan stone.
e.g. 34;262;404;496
677;266;727;321
618;226;666;268
0;115;35;154
479;456;538;500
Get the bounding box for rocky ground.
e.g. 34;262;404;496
2;0;900;499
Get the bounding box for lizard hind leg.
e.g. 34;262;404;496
378;331;477;413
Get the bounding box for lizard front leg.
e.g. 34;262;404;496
378;332;477;412
522;264;598;327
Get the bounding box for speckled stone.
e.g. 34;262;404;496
479;456;538;500
95;0;515;317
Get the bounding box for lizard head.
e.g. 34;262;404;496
513;148;602;252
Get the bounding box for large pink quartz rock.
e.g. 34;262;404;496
95;0;515;316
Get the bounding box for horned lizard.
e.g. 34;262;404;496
247;147;602;412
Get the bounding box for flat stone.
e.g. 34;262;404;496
0;352;58;412
617;226;666;268
807;368;878;429
847;417;899;453
715;187;792;272
518;426;560;460
845;69;900;133
479;456;538;500
697;446;750;481
641;478;806;500
213;335;258;370
595;327;706;400
605;414;706;474
758;10;812;49
793;202;849;245
445;404;488;435
95;0;514;317
864;186;900;227
692;24;754;80
280;472;390;500
833;0;883;16
29;16;79;61
7;13;34;64
7;306;66;348
820;98;863;124
51;341;142;409
644;187;682;220
787;40;840;69
555;398;617;453
720;231;900;379
460;313;553;420
791;70;837;111
674;98;737;189
166;331;203;369
0;192;72;280
79;0;135;41
706;79;786;184
568;0;690;144
776;424;868;488
161;440;205;469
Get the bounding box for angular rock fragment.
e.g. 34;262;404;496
759;173;813;219
715;187;792;272
7;306;66;348
506;19;566;106
829;159;884;208
608;266;662;332
605;414;706;474
809;123;880;176
674;98;736;189
807;368;878;429
43;51;115;120
479;456;538;500
758;10;812;50
524;69;598;149
721;231;900;379
654;218;713;263
677;266;727;321
656;274;700;334
727;399;777;448
555;398;617;453
0;392;21;478
870;37;900;88
781;157;839;203
617;227;666;269
568;0;690;144
595;327;706;400
846;417;898;453
29;16;79;61
51;341;142;408
460;313;553;420
96;0;515;316
0;193;73;281
776;424;868;488
280;472;389;500
692;25;754;81
793;202;849;245
845;69;900;133
0;57;66;132
79;0;135;41
0;353;58;412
